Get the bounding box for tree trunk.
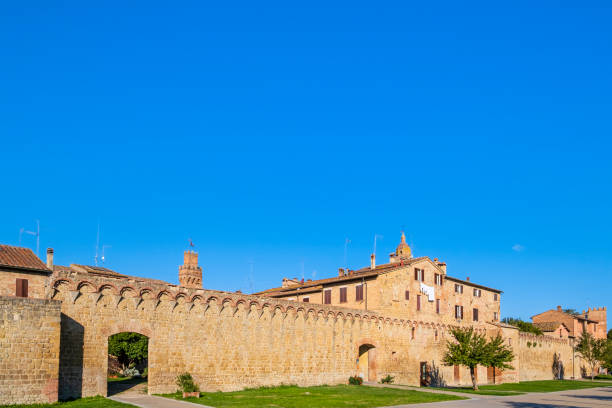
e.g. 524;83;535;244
470;366;478;390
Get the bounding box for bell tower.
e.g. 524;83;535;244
179;250;203;288
389;232;412;263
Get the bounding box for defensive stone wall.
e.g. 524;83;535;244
0;296;61;405
518;332;583;381
50;269;488;397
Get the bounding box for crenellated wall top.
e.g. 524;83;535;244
48;269;482;331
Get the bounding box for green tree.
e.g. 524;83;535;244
501;317;543;335
574;332;606;380
108;332;148;372
608;329;612;341
563;309;580;316
443;327;514;390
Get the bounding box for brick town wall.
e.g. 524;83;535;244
49;270;498;398
0;296;61;405
518;332;584;381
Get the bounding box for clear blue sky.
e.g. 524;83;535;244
1;1;610;328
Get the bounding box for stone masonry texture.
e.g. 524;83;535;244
0;297;61;405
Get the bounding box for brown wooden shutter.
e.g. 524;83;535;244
16;279;28;298
461;306;464;319
454;365;460;381
340;287;347;303
417;295;421;311
356;285;363;301
324;290;331;304
303;297;309;303
414;268;418;280
436;299;440;314
473;308;478;321
405;290;409;300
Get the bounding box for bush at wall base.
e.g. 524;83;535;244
349;375;363;385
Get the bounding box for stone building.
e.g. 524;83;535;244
255;233;502;326
532;305;607;340
533;321;571;339
0;244;53;298
0;240;597;405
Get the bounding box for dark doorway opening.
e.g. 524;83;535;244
107;332;149;396
420;362;429;386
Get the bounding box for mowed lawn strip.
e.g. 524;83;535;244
0;396;133;408
478;380;612;392
161;385;466;408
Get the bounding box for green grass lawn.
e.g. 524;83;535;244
0;396;132;408
161;384;466;408
477;379;612;393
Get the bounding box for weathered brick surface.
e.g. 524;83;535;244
0;297;60;405
518;332;584;381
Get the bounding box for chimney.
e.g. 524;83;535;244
46;248;54;269
179;250;203;289
338;268;345;277
557;306;562;312
370;254;376;270
437;261;447;273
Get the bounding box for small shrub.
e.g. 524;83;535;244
380;375;394;384
527;341;532;348
348;376;363;385
124;367;140;378
176;372;200;393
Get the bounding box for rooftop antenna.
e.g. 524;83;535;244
101;245;112;264
344;237;351;270
373;234;383;256
94;222;101;266
19;220;40;257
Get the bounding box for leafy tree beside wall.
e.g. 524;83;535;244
108;332;148;372
574;332;606;380
443;327;514;390
501;317;543;336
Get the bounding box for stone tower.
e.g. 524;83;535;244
389;232;412;263
179;250;203;288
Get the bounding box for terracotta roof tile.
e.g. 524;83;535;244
533;322;565;332
0;244;50;273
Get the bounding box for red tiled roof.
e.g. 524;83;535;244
0;244;50;273
255;257;431;296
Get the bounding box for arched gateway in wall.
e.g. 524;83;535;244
49;271;467;398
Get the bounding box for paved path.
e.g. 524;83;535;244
108;381;214;408
386;386;612;408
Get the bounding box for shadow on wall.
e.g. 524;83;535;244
427;362;447;387
59;314;84;401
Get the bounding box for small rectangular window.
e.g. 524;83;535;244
417;295;421;311
414;268;424;282
494;312;499;321
355;284;363;301
473;308;479;322
324;289;332;304
436;299;440;314
494;293;498;301
16;278;28;298
455;305;463;319
473;288;481;297
455;284;463;294
339;287;347;303
302;297;309;303
434;273;442;286
405;290;410;300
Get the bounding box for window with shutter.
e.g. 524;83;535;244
405;290;409;300
339;287;347;303
473;308;479;321
324;290;332;304
461;306;464;319
417;295;421;311
16;278;28;298
355;285;363;301
414;269;418;280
